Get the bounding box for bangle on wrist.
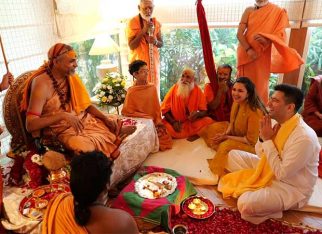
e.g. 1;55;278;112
245;46;252;52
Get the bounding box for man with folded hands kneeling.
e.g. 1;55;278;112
218;84;320;224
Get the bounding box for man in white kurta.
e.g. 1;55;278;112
223;84;321;224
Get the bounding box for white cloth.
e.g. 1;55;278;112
226;118;321;224
110;117;159;187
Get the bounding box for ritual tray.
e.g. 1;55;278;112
19;183;70;221
181;196;215;219
135;172;177;199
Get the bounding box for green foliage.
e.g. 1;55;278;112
160;28;238;100
302;27;322;94
69;39;104;96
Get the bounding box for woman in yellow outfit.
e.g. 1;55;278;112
199;77;266;177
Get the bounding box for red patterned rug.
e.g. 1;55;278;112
170;207;322;234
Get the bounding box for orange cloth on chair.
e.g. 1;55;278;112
20;65;91;115
122;84;172;151
161;84;214;139
42;193;88;234
126;16;161;88
237;3;303;104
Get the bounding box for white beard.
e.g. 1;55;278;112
139;12;151;22
255;1;269;7
176;81;194;99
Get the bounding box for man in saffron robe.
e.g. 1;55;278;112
122;60;172;151
302;75;322;137
237;0;303;104
126;0;163;95
20;43;135;159
161;68;214;139
218;84;320;224
204;64;233;122
42;151;139;234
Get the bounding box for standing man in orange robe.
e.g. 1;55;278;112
237;0;303;104
161;68;214;139
127;0;163;96
204;64;233;122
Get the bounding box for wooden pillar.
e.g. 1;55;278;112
283;27;308;85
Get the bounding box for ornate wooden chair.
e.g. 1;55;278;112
3;71;66;153
3;71;33;150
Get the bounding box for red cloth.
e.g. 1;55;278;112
302;76;322;137
204;83;233;122
196;0;218;95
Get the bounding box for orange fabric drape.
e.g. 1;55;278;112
20;65;91;115
126;16;161;88
161;84;214;138
122;84;161;123
122;84;172;151
42;193;88;234
237;3;303;103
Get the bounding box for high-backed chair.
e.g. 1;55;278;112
3;71;65;153
3;71;34;150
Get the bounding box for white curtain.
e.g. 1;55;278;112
54;0;322;42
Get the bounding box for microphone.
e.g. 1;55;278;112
148;18;155;37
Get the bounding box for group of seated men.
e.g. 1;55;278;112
1;42;319;231
122;57;320;224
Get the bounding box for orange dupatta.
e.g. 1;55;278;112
20;64;91;115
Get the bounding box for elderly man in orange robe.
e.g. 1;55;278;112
237;0;303;104
20;43;134;159
122;60;172;151
161;68;214;139
126;0;163;95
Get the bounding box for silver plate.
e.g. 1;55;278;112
135;172;177;199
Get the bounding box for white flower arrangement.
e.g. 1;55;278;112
93;72;127;107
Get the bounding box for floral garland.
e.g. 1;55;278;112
93;72;127;107
8;146;48;188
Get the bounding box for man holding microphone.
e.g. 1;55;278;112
127;0;163;96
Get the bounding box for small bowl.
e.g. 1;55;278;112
172;224;188;234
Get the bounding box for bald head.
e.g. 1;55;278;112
140;0;153;4
182;68;195;78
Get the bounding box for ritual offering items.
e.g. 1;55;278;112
19;183;70;221
135;172;177;199
122;118;137;126
182;196;215;219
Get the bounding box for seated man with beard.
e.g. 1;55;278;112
161;68;214;139
20;43;135;159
